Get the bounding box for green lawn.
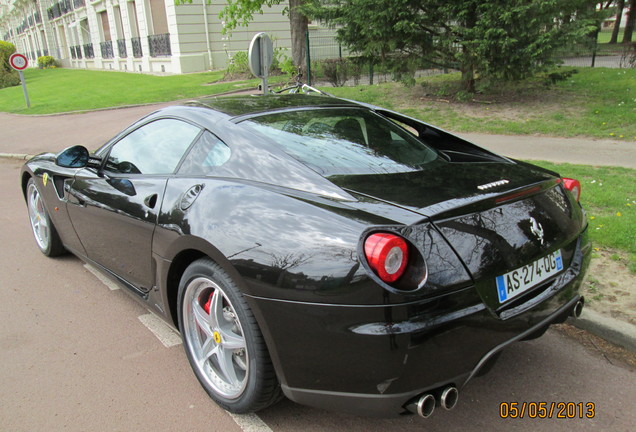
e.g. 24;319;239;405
0;68;276;114
530;161;636;272
328;67;636;140
597;29;613;44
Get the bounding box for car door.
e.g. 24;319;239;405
66;118;202;293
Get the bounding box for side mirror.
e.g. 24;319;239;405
55;145;102;169
55;145;89;168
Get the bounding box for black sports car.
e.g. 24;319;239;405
21;92;590;418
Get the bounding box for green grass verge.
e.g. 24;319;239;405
597;29;612;44
530;161;636;272
329;67;636;140
0;68;286;114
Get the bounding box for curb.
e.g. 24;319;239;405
0;153;33;160
570;309;636;352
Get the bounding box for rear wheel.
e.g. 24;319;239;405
178;258;281;413
26;178;65;257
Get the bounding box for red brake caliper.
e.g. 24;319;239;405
203;291;214;315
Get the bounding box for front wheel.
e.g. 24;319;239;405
26;178;65;257
177;258;281;413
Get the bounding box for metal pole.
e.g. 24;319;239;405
19;71;30;108
305;30;311;86
260;39;269;94
591;28;599;68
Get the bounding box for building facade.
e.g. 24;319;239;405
0;0;292;73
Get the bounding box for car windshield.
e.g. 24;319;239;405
242;108;438;176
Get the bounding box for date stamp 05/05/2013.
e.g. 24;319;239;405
499;402;596;419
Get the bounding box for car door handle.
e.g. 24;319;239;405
144;193;158;209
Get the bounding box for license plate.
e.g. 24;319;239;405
496;250;564;304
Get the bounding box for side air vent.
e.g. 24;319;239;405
180;184;204;210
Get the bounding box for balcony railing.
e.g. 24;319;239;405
148;33;171;57
70;45;82;59
100;41;114;59
47;0;74;20
61;0;72;14
16;20;28;34
117;39;127;58
83;43;94;59
131;37;143;58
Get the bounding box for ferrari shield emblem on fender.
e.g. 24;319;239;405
529;216;544;245
42;172;49;187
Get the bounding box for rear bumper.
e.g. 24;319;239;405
246;232;591;417
281;295;581;417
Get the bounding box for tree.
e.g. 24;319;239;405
623;0;636;42
609;0;625;44
0;41;20;89
305;0;598;92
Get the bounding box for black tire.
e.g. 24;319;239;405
26;178;65;257
177;258;282;413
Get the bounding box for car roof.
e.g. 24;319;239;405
184;93;365;118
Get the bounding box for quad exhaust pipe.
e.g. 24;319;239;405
405;386;459;418
571;298;585;318
406;393;436;418
439;386;459;410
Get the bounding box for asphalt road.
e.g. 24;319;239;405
1;157;635;431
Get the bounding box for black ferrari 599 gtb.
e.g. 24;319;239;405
21;92;590;418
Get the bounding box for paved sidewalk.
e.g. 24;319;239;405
1;104;635;167
1;103;635;351
457;132;636;169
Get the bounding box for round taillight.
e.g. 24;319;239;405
364;233;409;283
563;178;581;202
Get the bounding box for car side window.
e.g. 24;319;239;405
106;119;201;175
178;131;231;175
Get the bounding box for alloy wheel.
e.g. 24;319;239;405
182;276;249;399
27;182;50;252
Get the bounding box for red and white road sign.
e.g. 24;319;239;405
9;53;28;71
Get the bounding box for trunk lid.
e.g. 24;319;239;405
328;159;558;218
330;159;586;314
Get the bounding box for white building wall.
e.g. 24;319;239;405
1;0;294;74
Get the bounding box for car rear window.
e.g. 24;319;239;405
241;108;438;176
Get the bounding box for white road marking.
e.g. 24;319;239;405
138;313;182;347
228;412;274;432
83;263;120;291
